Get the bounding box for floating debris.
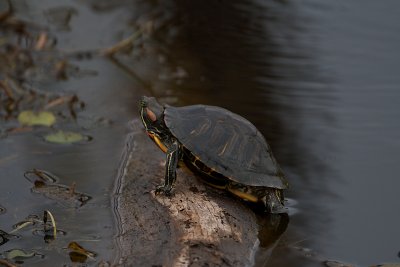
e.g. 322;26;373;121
10;214;41;235
17;110;56;127
43;130;88;144
68;241;97;263
10;221;35;234
24;169;58;184
43;210;57;239
24;169;92;208
32;228;66;238
3;249;35;261
0;229;19;246
9;213;66;244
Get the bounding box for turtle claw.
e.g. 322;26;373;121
155;184;173;196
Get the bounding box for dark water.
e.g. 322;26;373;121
1;0;399;266
143;0;400;266
0;0;140;265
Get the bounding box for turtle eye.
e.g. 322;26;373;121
146;108;157;122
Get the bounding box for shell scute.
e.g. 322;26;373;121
164;104;288;189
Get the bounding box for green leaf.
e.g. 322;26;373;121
18;110;56;126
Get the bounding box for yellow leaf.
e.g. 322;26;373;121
68;242;97;259
44;131;84;144
18;110;56;126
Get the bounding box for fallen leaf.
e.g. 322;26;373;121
24;169;91;207
68;241;97;262
44;130;84;144
5;249;35;260
24;169;58;184
18;110;56;127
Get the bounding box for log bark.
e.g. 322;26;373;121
112;121;287;266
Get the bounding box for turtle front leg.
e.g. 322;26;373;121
156;139;180;196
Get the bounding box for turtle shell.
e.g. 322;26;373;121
164;104;288;189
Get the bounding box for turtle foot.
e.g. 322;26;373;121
155;184;173;196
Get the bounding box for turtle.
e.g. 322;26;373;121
139;96;289;213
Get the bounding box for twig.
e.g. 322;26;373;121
34;32;48;50
100;31;142;57
6;126;33;134
0;259;18;267
44;95;73;110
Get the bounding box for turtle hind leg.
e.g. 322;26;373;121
227;188;258;203
261;188;286;214
226;183;259;203
227;184;286;213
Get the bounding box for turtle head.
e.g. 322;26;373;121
139;96;165;133
139;96;171;153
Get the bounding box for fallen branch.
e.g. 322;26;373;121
112;121;288;266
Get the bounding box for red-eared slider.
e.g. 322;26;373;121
139;96;289;213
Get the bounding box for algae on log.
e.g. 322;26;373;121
112;122;288;266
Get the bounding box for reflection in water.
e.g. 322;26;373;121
255;213;289;266
258;214;289;248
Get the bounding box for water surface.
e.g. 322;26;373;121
145;0;400;265
1;0;399;266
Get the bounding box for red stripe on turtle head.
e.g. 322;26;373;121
146;108;157;122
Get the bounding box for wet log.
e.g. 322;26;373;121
112;122;286;266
